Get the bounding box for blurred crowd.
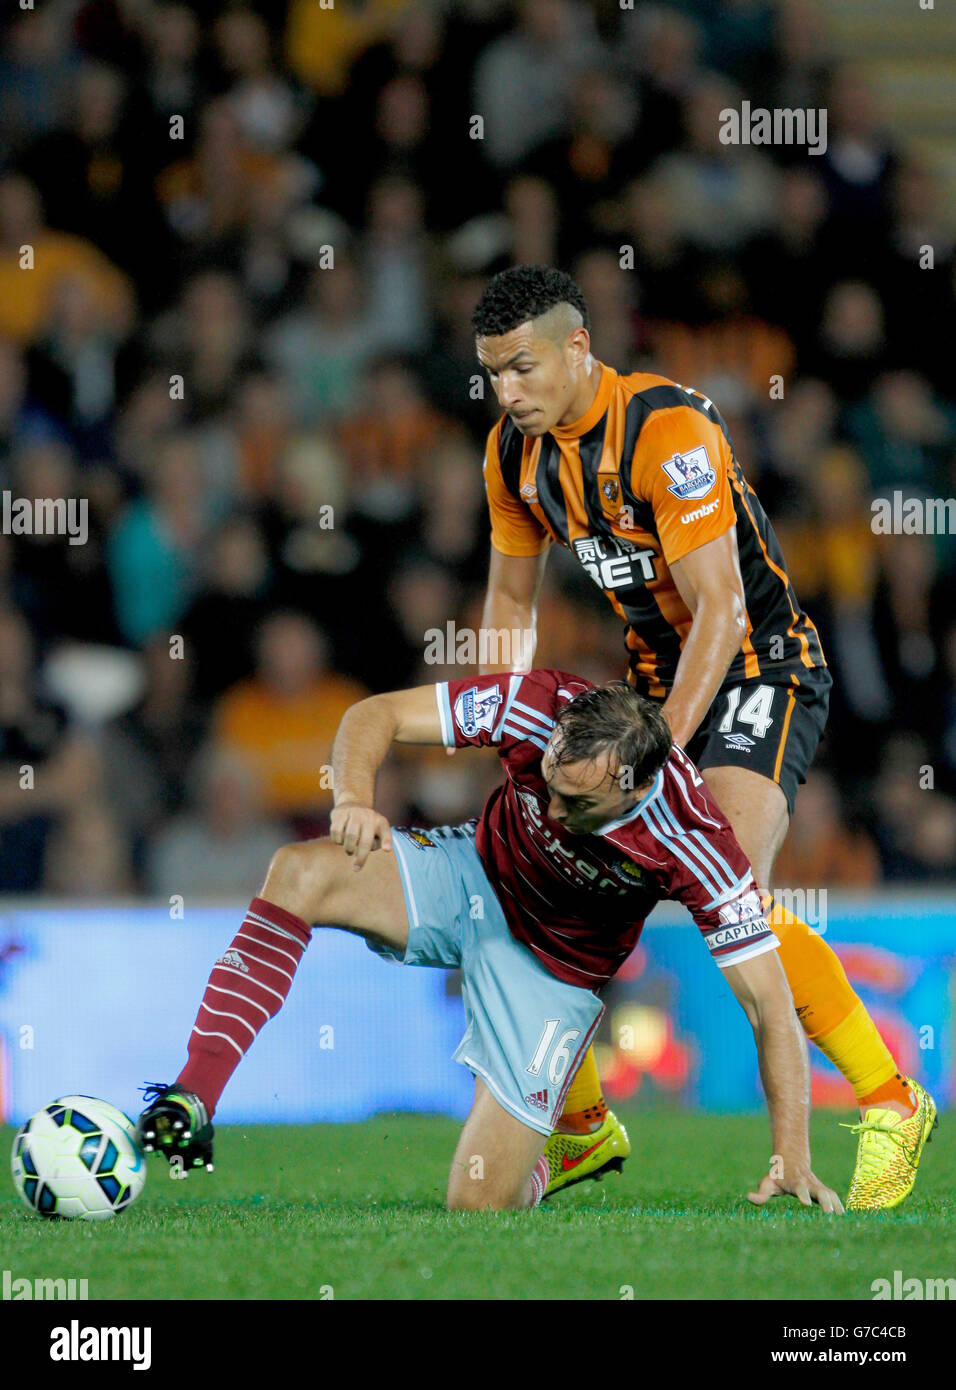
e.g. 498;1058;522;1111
0;0;953;898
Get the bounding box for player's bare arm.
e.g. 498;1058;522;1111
329;685;445;867
479;545;550;675
723;950;844;1214
663;529;748;748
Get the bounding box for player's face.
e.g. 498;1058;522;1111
476;321;588;436
541;742;652;835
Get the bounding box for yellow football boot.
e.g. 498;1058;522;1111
542;1110;630;1199
843;1079;938;1211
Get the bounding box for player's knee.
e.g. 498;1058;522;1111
260;840;333;922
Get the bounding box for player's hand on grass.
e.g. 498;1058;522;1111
748;1165;844;1214
330;802;393;869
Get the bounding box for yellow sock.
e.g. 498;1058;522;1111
817;1006;911;1106
557;1046;607;1134
769;900;899;1102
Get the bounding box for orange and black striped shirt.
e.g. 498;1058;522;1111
483;362;826;698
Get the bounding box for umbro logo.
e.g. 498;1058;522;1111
524;1089;549;1111
520;483;538;502
216;950;249;972
723;733;755;749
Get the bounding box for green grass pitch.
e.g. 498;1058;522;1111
2;1109;952;1300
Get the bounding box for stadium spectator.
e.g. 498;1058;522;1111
818;64;899;240
0;8;78;147
616;171;703;323
772;770;881;889
939;622;956;792
213;611;366;829
180;514;272;705
141;3;202;135
44;799;134;897
147;269;257;427
0;337;30;471
806;280;890;404
869;733;935;879
214;7;307;157
741;167;838;364
767;0;832;112
265;254;380;422
617;4;701;169
881;158;955;394
0;173;134;348
503;176;562;274
146;744;285;898
360;173;431;353
648;75;779;252
106;430;210;646
285;0;412;99
25;271;123;460
846;370;954;495
472;0;604;169
337;352;447;512
523;66;639;222
571;247;642;372
99;636;208;876
0;606;101;892
7;438;116;647
16;60;161;286
648;255;795;404
155;96;282;260
228;370;296;501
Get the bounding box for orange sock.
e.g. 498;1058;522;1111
556;1046;607;1134
858;1074;916;1115
768;897;902;1103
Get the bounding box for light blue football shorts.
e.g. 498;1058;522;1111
368;822;605;1135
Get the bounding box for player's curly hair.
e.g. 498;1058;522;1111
551;682;672;791
471;265;590;337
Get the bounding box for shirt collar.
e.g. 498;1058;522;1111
549;361;616;440
594;768;665;837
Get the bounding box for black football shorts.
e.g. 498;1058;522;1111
684;669;832;817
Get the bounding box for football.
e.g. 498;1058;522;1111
10;1096;146;1221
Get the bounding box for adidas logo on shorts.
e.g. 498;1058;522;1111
524;1089;549;1111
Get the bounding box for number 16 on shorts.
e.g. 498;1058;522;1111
527;1019;581;1088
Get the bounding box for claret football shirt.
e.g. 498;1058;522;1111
434;668;779;990
482;363;826;697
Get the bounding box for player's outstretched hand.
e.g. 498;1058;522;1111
747;1168;844;1214
330;803;393;869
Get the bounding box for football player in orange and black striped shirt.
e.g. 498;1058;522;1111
471;266;935;1212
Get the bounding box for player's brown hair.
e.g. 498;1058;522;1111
551;682;672;790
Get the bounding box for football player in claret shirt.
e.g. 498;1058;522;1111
137;670;842;1214
472;265;936;1211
